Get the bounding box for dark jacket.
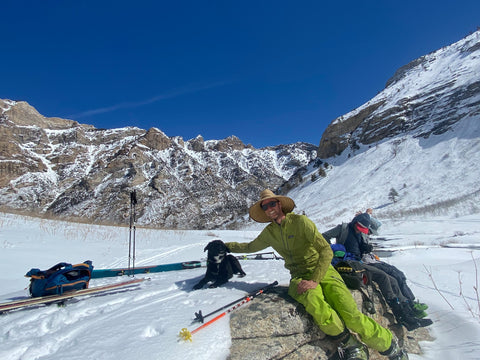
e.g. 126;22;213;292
322;221;372;260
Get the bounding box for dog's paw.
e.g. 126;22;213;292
210;280;228;288
192;283;203;290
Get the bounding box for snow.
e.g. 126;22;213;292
0;211;479;360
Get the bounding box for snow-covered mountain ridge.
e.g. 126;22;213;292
0;100;317;229
318;30;480;159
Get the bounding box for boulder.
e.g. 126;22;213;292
228;285;433;360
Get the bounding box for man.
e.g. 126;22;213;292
323;212;374;259
323;214;432;331
225;190;408;360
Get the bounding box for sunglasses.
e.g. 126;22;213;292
261;201;279;211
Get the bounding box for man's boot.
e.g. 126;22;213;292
337;332;369;360
410;301;428;318
388;299;417;330
400;302;433;329
412;301;428;311
379;337;409;360
388;299;431;331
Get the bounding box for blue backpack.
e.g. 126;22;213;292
25;261;93;297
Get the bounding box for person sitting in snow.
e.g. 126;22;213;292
225;189;409;360
323;213;431;330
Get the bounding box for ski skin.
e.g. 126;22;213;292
0;278;146;313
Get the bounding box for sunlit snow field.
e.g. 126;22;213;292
1;212;479;360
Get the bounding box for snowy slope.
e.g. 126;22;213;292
290;116;480;228
1;211;479;360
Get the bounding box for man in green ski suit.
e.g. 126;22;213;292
225;190;408;360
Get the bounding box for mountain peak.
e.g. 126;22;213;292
318;30;480;159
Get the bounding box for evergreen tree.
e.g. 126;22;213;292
389;188;399;203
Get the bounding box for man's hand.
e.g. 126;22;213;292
297;280;318;294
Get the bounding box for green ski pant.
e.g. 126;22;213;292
288;265;392;352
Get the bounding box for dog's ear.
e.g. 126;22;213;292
204;240;221;252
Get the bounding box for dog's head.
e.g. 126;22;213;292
204;240;230;264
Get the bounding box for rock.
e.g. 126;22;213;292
228;285;434;360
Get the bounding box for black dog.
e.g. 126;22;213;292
193;240;246;290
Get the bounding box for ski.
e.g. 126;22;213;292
0;278;146;314
91;261;205;279
91;251;280;279
235;252;283;260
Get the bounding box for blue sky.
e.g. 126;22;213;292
2;1;479;148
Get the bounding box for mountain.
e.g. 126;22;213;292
318;30;480;159
0;100;317;229
2;31;480;230
290;31;480;226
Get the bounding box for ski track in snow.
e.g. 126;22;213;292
134;243;207;265
0;280;188;360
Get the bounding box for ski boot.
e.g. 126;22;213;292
388;299;432;331
388;299;417;330
337;332;369;360
411;301;428;318
412;301;428;311
380;337;409;360
400;302;433;329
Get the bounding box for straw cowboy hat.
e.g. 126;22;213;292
249;189;296;223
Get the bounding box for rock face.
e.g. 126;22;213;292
228;286;433;360
318;30;480;159
0;99;317;229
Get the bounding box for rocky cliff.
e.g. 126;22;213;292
318;31;480;159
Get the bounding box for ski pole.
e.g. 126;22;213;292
128;190;137;276
131;190;137;276
179;281;278;342
192;281;278;323
128;194;133;273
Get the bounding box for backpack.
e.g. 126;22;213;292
334;260;370;290
25;261;93;297
330;244;369;290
